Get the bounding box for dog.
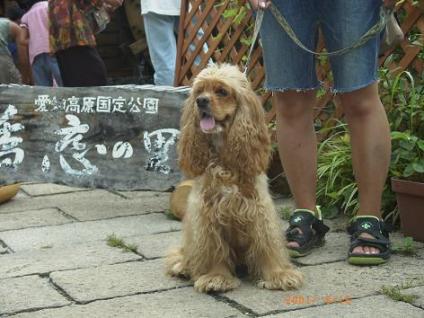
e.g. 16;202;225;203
166;64;303;293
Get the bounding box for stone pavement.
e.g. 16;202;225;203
0;183;423;318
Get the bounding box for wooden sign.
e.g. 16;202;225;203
0;84;189;191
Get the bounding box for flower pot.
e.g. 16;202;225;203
0;184;20;204
391;178;424;242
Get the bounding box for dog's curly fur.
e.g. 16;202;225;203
166;64;303;293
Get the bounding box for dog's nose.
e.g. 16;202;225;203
196;96;210;109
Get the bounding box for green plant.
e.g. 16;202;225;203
106;234;138;253
392;236;417;256
381;285;418;304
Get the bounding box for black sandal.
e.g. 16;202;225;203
347;216;391;265
285;209;330;257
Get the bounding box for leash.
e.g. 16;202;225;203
244;3;391;73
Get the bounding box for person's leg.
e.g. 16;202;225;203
142;12;178;86
32;53;52;86
339;83;391;255
47;54;63;87
320;0;391;257
56;46;107;87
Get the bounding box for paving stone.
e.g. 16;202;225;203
404;286;424;309
0;275;70;315
60;195;171;221
0;241;141;279
50;259;190;303
0;208;72;231
20;183;89;197
125;231;182;259
0;189;122;214
0;213;181;252
294;231;424;266
267;295;424;318
117;190;171;201
224;250;424;315
10;288;245;318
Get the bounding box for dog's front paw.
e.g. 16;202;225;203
194;274;241;293
258;268;303;290
165;249;190;278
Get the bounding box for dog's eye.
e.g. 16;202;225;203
216;88;228;97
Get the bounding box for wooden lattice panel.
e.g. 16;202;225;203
176;0;423;124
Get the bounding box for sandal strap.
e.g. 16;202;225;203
347;217;392;254
286;211;329;246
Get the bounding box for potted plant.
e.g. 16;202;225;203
390;130;424;242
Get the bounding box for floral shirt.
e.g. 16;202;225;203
49;0;102;53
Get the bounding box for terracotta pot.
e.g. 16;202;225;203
391;178;424;242
0;184;20;204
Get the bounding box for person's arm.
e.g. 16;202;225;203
9;22;32;84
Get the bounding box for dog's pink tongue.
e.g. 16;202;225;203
200;116;215;132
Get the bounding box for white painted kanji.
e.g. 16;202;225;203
143;128;179;174
34;95;51;112
54;115;98;176
112;97;127;113
97;96;112;113
143;97;159;114
128;97;142;113
0;105;24;168
81;97;96;113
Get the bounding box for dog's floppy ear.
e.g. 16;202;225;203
177;93;211;177
222;87;271;181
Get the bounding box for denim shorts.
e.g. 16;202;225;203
260;0;382;93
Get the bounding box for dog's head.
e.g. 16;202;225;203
178;64;271;179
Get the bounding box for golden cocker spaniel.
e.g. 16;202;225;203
166;64;303;293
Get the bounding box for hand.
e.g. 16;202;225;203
383;0;397;8
249;0;271;10
104;0;123;10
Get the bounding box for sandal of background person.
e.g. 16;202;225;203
347;216;392;265
285;208;330;257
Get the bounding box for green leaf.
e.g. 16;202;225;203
412;161;424;173
418;140;424;152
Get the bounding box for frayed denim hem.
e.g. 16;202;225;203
331;78;379;94
264;85;321;93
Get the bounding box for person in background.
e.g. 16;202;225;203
20;0;62;86
0;16;29;84
6;4;24;65
140;0;181;86
48;0;122;87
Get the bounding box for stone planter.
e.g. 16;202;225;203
391;178;424;242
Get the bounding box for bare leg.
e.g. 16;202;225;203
273;91;318;248
340;83;391;255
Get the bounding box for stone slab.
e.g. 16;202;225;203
11;288;245;318
225;250;424;315
0;213;181;252
268;295;424;318
125;231;182;259
294;231;424;266
60;193;171;221
0;208;72;231
20;183;89;197
404;286;424;309
0;189;122;214
0;275;70;315
50;259;190;303
0;241;141;279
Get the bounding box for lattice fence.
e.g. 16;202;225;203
175;0;424;125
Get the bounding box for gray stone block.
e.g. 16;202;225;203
60;193;171;221
0;189;121;214
0;208;71;231
404;286;424;309
125;231;182;259
0;275;70;315
0;241;141;279
225;250;424;315
50;259;190;303
267;295;424;318
20;183;89;196
0;213;181;252
10;288;245;318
